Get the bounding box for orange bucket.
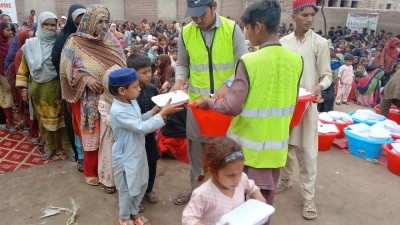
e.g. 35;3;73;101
318;131;339;151
374;104;400;124
290;95;315;127
382;143;400;176
319;119;353;139
188;100;232;137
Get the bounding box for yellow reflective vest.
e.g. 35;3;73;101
228;45;303;168
182;16;236;102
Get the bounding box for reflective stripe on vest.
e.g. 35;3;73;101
227;131;289;151
182;16;235;102
240;105;295;118
190;62;235;72
188;85;211;95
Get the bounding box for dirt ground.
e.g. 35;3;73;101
1;103;400;225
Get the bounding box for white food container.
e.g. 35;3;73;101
151;90;189;107
216;199;275;225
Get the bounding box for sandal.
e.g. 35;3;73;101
302;200;318;220
85;177;99;186
8;125;17;134
119;219;134;225
173;189;192;205
66;151;76;162
132;216;150;225
29;137;45;146
42;150;55;161
144;191;158;204
105;186;116;194
275;179;292;194
139;204;145;213
77;159;84;173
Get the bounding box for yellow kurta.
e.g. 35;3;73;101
280;30;332;148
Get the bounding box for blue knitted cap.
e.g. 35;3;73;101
108;68;138;86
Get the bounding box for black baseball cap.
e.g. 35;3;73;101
186;0;214;17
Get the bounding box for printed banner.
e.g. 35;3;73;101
0;0;18;23
346;13;379;33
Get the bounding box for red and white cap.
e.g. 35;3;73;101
292;0;317;11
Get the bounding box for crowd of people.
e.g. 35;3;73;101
1;0;400;224
309;22;400;112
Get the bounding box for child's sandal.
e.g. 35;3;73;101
85;177;99;186
119;219;134;225
133;216;150;225
144;191;158;204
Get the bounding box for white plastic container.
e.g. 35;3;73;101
216;199;275;225
151;90;189;107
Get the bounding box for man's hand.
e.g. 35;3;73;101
195;96;210;110
170;79;184;92
312;84;323;103
212;83;229;99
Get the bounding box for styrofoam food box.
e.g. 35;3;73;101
216;199;275;225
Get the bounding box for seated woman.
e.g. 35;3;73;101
356;67;385;107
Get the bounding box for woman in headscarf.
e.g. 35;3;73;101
0;22;15;132
155;54;175;92
15;12;74;161
356;67;385;107
98;65;121;194
380;38;400;72
52;4;86;173
60;4;126;186
14;29;41;145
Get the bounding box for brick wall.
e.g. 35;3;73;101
14;0;400;33
221;0;243;21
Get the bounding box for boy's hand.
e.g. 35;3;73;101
151;105;162;115
195;96;210;111
160;98;184;117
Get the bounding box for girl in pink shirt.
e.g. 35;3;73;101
182;137;266;225
335;54;355;105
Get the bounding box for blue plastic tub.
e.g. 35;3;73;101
348;112;385;126
344;127;393;159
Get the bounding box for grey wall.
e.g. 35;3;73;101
281;7;400;35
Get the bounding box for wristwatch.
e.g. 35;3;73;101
225;80;233;88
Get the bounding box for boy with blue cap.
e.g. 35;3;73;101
109;68;184;225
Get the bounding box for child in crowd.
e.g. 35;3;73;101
372;43;385;67
127;53;161;206
355;63;368;76
335;54;354;105
335;40;346;54
156;34;169;55
182;137;265;225
155;54;175;92
360;57;369;68
318;54;340;112
109;68;184;225
170;48;178;71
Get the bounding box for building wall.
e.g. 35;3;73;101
281;7;400;34
15;0;400;33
